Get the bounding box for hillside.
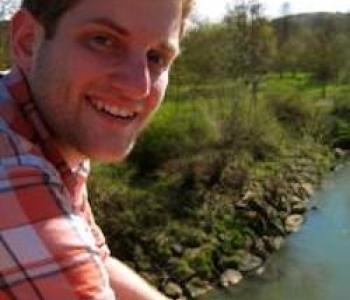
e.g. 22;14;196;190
273;12;350;35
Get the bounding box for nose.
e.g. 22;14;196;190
110;55;151;100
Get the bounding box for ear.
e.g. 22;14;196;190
10;9;44;74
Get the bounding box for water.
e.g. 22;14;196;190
204;162;350;300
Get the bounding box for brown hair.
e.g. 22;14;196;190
21;0;194;39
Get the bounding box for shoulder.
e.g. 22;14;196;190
0;125;61;183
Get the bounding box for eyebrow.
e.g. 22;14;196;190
85;18;130;36
84;17;180;57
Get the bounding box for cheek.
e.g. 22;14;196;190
151;72;169;106
60;46;108;84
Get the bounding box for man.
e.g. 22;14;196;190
0;0;193;299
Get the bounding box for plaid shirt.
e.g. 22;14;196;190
0;68;116;300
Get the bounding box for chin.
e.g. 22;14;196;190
87;143;135;163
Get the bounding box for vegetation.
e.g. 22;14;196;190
0;21;9;69
88;74;344;291
89;7;350;297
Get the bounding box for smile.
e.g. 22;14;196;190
86;95;139;120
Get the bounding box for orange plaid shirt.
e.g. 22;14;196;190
0;68;116;299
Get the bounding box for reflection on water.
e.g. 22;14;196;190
204;162;350;300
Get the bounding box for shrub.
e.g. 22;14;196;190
330;90;350;148
129;100;222;173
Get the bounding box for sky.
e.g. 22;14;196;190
2;0;350;21
195;0;350;21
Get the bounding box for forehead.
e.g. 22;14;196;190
60;0;182;45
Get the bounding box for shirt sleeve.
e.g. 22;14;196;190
78;184;111;262
0;165;116;300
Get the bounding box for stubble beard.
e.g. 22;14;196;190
28;43;88;163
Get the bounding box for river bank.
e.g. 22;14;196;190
203;160;350;300
89;76;350;299
159;145;337;299
90;142;341;299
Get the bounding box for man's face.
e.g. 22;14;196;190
27;0;181;163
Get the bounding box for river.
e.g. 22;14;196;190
203;161;350;300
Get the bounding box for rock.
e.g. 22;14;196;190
242;190;258;201
164;282;183;298
171;243;184;256
168;257;196;279
285;214;304;233
252;238;269;258
242;210;259;219
267;217;286;236
290;183;301;195
291;202;307;214
277;195;292;213
185;278;213;298
250;199;278;219
254;265;266;276
263;236;285;252
300;183;314;197
279;211;289;220
220;256;239;269
134;245;152;271
220;250;263;272
139;271;159;286
300;172;318;184
182;246;215;278
236;250;263;272
334;148;346;158
220;269;243;287
244;235;254;249
290;195;303;204
236;200;249;209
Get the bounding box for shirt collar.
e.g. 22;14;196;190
2;67;90;191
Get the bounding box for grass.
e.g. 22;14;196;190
128;73;341;176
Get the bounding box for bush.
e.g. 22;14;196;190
330;90;350;148
129;100;223;173
266;91;331;142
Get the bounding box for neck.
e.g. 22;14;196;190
57;140;86;171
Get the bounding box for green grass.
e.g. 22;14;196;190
262;73;348;101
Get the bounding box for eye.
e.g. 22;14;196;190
88;34;115;50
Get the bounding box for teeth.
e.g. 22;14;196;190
97;101;104;110
87;96;137;119
120;109;129;118
110;106;119;115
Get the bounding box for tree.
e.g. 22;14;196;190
274;2;292;77
224;0;276;100
173;22;229;83
0;0;14;68
303;16;341;97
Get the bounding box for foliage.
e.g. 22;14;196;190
330;89;350;148
88;74;340;290
0;21;10;69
